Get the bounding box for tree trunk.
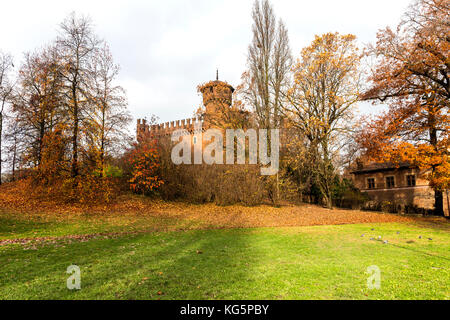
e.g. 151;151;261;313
434;189;444;216
429;122;444;216
100;139;105;177
38;119;45;168
0;112;3;185
71;111;79;178
72;114;78;178
100;106;106;177
321;140;333;209
325;195;332;209
71;83;79;179
12;137;16;182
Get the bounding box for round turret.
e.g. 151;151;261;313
198;80;234;114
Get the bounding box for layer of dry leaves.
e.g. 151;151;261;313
1;182;446;247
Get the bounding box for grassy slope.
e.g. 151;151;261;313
1;222;449;300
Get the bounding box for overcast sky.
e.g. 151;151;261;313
1;0;412;129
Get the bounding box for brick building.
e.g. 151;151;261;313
350;161;449;216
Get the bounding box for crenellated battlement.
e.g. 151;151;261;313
136;117;205;142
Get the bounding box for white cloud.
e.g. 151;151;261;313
1;0;412;127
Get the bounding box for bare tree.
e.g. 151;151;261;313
239;0;292;204
4;114;25;182
57;12;102;178
0;51;14;185
89;43;131;174
241;0;292;130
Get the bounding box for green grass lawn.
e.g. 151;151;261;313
0;219;449;300
0;212;182;240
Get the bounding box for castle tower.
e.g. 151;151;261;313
136;73;236;143
198;72;234;116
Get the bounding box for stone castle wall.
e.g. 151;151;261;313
136;117;204;142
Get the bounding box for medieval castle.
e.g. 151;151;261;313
135;76;448;215
136;76;235;142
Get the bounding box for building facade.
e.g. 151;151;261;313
351;162;449;216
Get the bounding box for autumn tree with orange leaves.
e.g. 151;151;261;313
2;13;131;203
127;141;164;195
285;33;362;208
13;46;65;170
360;0;449;216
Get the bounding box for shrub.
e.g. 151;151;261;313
103;165;123;178
126;140;164;195
20;174;119;205
332;178;369;209
156;137;268;206
60;175;119;204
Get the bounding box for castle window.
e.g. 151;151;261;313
386;176;395;189
407;175;416;187
367;178;375;189
193;136;197;144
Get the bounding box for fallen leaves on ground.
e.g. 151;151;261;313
0;182;447;248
